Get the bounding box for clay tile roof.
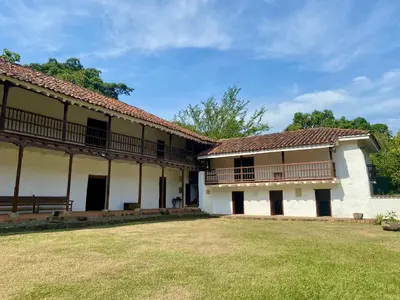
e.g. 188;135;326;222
200;128;370;156
0;58;214;143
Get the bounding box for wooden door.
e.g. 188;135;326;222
315;189;332;217
232;191;244;214
269;190;284;215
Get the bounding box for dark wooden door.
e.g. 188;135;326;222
159;177;166;208
86;118;108;148
315;189;332;217
232;191;244;214
185;183;191;205
270;190;284;215
85;175;106;211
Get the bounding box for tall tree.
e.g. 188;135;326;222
174;85;269;140
286;109;391;137
27;58;134;99
371;132;400;192
1;49;133;99
0;48;21;63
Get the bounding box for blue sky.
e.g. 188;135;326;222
1;0;400;133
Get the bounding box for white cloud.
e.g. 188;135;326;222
91;0;231;57
264;70;400;133
0;0;86;52
256;0;400;72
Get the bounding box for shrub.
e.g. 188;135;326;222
384;211;398;223
375;214;384;225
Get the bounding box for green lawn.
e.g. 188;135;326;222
1;218;400;300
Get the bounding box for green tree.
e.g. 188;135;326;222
0;48;21;63
371;132;400;192
27;58;134;99
1;49;133;99
286;109;391;137
173;85;269;140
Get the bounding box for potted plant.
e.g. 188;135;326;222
353;212;364;220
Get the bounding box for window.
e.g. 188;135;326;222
295;188;302;197
157;140;165;158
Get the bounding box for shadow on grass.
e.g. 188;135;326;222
0;213;215;236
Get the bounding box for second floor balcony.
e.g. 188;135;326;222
0;106;195;165
205;161;336;185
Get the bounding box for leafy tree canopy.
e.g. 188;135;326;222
371;132;400;192
1;49;133;99
0;48;21;63
286;109;391;137
173;85;269;140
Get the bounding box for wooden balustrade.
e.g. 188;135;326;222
0;106;194;164
205;161;335;185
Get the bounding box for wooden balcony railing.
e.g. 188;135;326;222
1;106;195;164
205;161;335;185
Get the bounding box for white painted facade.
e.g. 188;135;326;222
0;142;188;211
199;140;400;218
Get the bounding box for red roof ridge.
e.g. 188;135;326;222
0;58;214;143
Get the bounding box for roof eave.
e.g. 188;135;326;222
0;76;215;145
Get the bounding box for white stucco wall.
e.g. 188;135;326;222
0;142;186;211
200;140;400;218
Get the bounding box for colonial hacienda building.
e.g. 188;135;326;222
197;129;400;218
0;59;213;213
0;58;399;218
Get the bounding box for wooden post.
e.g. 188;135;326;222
137;162;143;208
12;146;24;212
161;165;165;208
140;124;145;154
137;125;145;208
66;153;73;211
107;115;112;149
0;81;11;130
62;102;69;141
169;134;172;160
181;168;185;208
105;159;112;209
191;142;195;164
329;148;335;178
281;151;285;179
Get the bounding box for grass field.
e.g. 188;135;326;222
1;218;400;300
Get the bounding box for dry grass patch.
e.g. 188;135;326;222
1;219;400;300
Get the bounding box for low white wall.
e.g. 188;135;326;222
367;197;400;217
0;142;185;211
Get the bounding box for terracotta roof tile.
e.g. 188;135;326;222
200;128;370;156
0;58;214;143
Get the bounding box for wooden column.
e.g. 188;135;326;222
0;81;11;130
138;163;143;208
12;146;24;213
107;115;112;149
181;168;185;208
281;151;285;179
169;134;172;160
62;102;69;141
137;125;145;207
105;159;112;209
140;124;145;154
161;165;165;208
329;148;335;178
191;142;196;164
66;153;73;211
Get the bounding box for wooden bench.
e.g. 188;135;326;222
0;196;73;213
